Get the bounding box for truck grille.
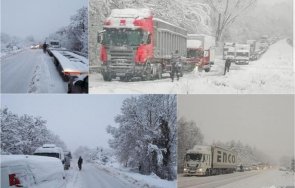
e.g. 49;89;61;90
109;50;134;62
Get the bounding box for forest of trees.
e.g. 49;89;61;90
49;7;88;54
107;95;177;180
0;108;67;155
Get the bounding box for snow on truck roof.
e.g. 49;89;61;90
1;155;64;184
187;145;211;154
110;8;152;18
34;145;63;154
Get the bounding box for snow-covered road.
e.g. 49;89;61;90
178;169;294;188
65;163;133;188
1;49;67;93
89;39;294;94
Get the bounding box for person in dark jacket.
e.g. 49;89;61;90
78;156;83;171
171;50;181;82
224;58;232;75
43;42;48;54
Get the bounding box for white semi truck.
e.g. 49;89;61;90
235;44;250;64
183;145;237;176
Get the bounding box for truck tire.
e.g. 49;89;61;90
205;67;210;72
102;72;112;81
143;63;152;81
198;66;203;72
156;64;162;79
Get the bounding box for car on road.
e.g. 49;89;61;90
1;155;65;188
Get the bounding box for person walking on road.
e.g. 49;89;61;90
78;156;83;171
224;58;232;75
43;42;48;54
171;50;181;82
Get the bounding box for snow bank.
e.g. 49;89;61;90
95;161;176;188
218;169;295;188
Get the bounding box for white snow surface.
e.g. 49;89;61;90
218;169;295;188
1;155;65;187
90;39;294;94
94;159;176;188
1;49;67;93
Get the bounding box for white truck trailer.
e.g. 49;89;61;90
183;145;237;176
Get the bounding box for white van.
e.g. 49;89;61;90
1;155;65;188
33;144;65;163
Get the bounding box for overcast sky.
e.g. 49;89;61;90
1;94;132;152
1;0;87;40
178;95;294;162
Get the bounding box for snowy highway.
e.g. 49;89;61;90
1;49;67;93
178;169;295;188
90;39;294;94
65;163;134;188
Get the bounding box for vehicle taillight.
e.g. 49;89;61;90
104;20;112;26
100;45;107;64
120;19;126;26
9;174;22;187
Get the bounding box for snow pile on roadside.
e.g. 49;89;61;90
1;48;24;59
218;169;295;188
95;161;176;188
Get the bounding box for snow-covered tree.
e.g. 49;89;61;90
208;0;257;42
0;108;67;154
107;95;177;180
48;7;88;54
177;118;204;172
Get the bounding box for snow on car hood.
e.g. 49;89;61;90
1;155;64;184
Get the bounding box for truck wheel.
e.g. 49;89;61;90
102;73;112;81
156;65;162;79
205;67;210;72
198;66;203;72
144;63;152;81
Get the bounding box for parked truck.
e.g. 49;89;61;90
246;40;258;61
223;42;235;60
186;34;215;72
234;44;250;64
183;145;237;176
33;144;69;170
98;8;187;81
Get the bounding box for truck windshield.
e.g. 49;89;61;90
186;153;202;161
34;153;60;159
102;28;147;46
227;52;235;56
187;49;203;58
50;42;59;45
236;52;249;56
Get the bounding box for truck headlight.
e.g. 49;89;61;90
197;168;203;172
184;168;188;172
